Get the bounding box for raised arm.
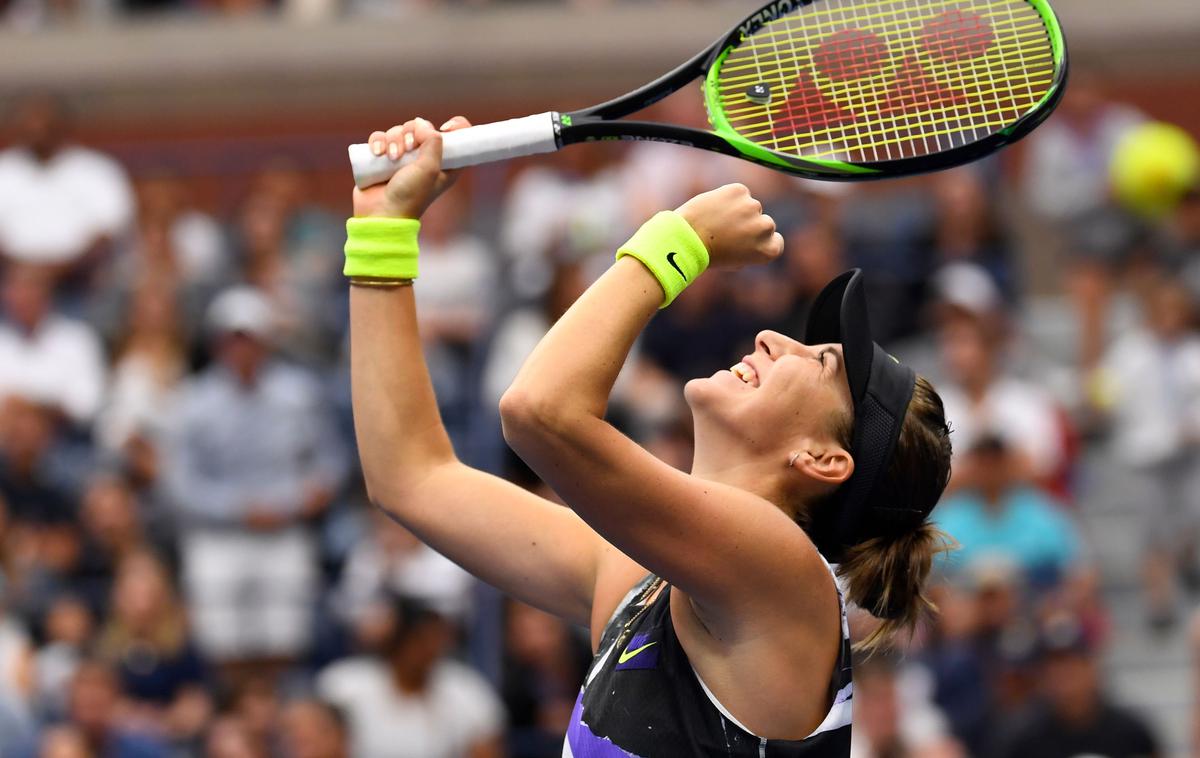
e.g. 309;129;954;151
500;186;824;623
348;118;607;626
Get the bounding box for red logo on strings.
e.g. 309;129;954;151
769;9;995;139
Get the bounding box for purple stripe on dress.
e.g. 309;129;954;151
565;690;644;758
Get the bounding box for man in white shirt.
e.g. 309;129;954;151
0;264;106;426
0;93;134;272
318;599;505;758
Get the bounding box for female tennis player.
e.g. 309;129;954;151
346;117;953;756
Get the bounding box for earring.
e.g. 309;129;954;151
787;452;801;468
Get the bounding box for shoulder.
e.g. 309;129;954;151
431;660;505;727
55;146;128;180
435;659;497;692
40;315;101;349
316;657;388;703
0;148;34;177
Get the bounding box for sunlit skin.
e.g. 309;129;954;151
686;332;855;519
348;116;862;740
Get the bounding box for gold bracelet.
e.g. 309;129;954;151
350;277;414;289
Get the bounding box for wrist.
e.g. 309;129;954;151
344;217;420;281
616;210;710;308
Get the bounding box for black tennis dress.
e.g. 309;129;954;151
563;559;853;757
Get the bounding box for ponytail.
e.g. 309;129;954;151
835;376;954;653
838;523;954;653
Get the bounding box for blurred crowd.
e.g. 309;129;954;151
0;65;1197;758
0;0;699;30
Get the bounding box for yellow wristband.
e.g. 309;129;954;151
616;211;709;308
344;217;421;280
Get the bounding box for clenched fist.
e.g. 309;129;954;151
352;116;472;220
676;184;784;270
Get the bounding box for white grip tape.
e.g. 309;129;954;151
349;112;560;189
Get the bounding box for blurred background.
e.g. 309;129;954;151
1;0;1199;756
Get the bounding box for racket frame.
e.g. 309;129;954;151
556;0;1069;180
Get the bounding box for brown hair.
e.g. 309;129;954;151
837;376;954;652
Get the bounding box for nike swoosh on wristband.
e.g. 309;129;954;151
617;641;658;665
666;252;687;281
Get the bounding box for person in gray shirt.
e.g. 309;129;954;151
166;286;346;671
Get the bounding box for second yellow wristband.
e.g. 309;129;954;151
616;211;710;309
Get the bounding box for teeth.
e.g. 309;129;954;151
731;363;757;386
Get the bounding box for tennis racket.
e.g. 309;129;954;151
349;0;1067;188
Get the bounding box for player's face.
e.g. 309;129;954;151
685;330;853;455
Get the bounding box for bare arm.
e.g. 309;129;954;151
349;118;606;625
501;187;824;623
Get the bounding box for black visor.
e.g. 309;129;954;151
804;269;922;562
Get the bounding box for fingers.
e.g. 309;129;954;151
758;214;782;259
413;129;444;176
768;231;785;259
368;131;387;156
367;116;472;161
439;116;473;132
368;118;436;161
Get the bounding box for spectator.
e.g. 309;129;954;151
481;258;587;411
165;286;346;669
0;398;88;630
409;189;498;435
317;598;506;758
0;264;107;427
0;573;35;753
989;616;1159;758
0;396;76;525
769;222;847;339
937;300;1066;488
223;678;280;758
129;173;227;302
232;163;345;366
849;654;964;758
1093;278;1200;629
935;436;1083;589
836;178;937;341
96;552;212;748
58;659;169;758
32;594;91;721
501;601;590;758
35;726;92;758
927;169;1015;300
72;475;148;614
1174;183;1200;299
0;93;134;279
639;273;759;388
1019;69;1144;225
95;282;187;491
278;699;349;758
333;507;476;637
96;281;188;525
202;714;264;758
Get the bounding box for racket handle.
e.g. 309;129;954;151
349;112;560;189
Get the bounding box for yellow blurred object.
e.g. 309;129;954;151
1110;122;1200;219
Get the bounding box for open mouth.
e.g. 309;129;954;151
730;362;760;388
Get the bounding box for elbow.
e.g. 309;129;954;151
499;387;568;453
361;462;443;526
498;387;540;449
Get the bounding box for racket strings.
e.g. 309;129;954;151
713;0;1056;163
